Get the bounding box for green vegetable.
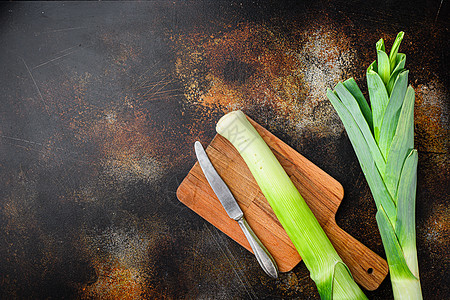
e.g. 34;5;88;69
327;32;422;299
216;110;367;300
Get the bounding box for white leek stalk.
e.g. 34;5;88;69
327;32;422;299
216;110;366;300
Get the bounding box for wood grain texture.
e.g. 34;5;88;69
177;116;388;291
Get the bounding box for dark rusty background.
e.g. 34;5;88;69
0;1;448;299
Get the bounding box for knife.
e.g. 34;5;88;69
194;141;279;278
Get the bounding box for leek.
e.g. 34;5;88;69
327;32;422;299
216;110;367;300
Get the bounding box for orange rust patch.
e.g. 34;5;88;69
81;258;145;300
173;19;356;139
79;225;157;299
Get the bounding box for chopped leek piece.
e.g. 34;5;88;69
216;110;367;300
327;32;422;300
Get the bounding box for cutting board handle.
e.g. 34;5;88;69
325;220;388;291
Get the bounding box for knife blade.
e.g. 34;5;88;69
194;141;278;278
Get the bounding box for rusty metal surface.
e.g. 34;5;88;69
0;1;448;299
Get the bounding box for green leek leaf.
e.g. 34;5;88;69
327;89;395;221
367;69;389;142
385;86;415;202
342;78;373;132
377;50;391;85
395;150;419;277
378;70;409;160
386;54;406;95
376;38;385;52
389;32;405;72
392;54;407;76
334;83;386;173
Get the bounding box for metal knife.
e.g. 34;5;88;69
194;141;279;278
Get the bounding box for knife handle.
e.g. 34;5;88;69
237;217;279;278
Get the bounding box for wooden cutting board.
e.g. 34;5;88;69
177;115;388;291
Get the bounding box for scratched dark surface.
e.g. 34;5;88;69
0;1;448;299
